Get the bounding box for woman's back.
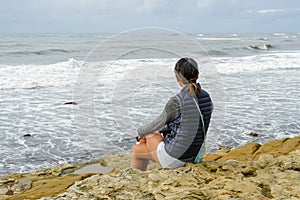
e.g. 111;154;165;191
164;86;213;162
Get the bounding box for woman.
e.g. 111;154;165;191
131;58;213;171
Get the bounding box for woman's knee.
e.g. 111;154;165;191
131;143;148;154
131;144;140;153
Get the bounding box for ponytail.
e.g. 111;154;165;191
187;79;201;97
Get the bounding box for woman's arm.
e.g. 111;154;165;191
137;96;181;137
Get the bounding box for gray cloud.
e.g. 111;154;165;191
0;0;299;33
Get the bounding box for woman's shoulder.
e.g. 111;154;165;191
166;95;181;108
199;88;210;97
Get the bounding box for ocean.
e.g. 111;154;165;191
1;29;299;176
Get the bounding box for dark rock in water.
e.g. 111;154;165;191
64;101;78;105
23;134;32;137
249;132;258;137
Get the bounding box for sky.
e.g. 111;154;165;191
0;0;299;33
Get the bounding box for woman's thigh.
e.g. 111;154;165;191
131;143;154;161
132;133;163;163
145;133;163;162
145;133;163;152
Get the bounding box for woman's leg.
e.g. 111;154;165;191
130;142;152;171
130;132;163;171
145;133;163;163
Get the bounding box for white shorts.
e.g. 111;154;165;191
157;141;185;169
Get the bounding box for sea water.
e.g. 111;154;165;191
0;32;299;175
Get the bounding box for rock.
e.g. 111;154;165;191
205;136;300;162
204;146;232;161
72;163;113;174
64;101;78;105
0;184;9;195
203;153;222;161
33;163;78;177
218;145;232;153
223;179;258;196
5;189;14;195
277;149;300;171
5;174;92;200
256;154;277;168
218;142;261;162
253;136;300;159
249;132;258;137
11;179;32;193
1;179;15;186
4;136;300;200
51;163;77;176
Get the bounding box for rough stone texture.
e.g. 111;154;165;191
11;179;32;193
5;174;91;200
204;136;300;162
0;184;9;195
217;142;261;162
0;159;106;200
1;136;300;200
42;149;300;200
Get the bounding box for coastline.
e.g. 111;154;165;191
1;136;299;200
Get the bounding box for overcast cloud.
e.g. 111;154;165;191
0;0;299;33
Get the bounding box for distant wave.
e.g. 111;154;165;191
193;50;230;56
254;37;268;41
248;44;274;50
0;58;82;90
7;48;72;56
0;44;31;48
215;51;300;74
207;50;230;56
210;44;274;55
272;33;286;36
197;37;242;41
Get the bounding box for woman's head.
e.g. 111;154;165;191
174;58;201;97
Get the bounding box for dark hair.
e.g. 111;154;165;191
175;58;201;97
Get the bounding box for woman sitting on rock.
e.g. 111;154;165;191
131;58;213;171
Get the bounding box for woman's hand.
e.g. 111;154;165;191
139;137;146;144
136;136;146;144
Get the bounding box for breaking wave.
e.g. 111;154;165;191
248;44;274;50
6;48;73;56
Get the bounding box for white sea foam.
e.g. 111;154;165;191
1;51;299;90
214;51;300;74
0;58;82;90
